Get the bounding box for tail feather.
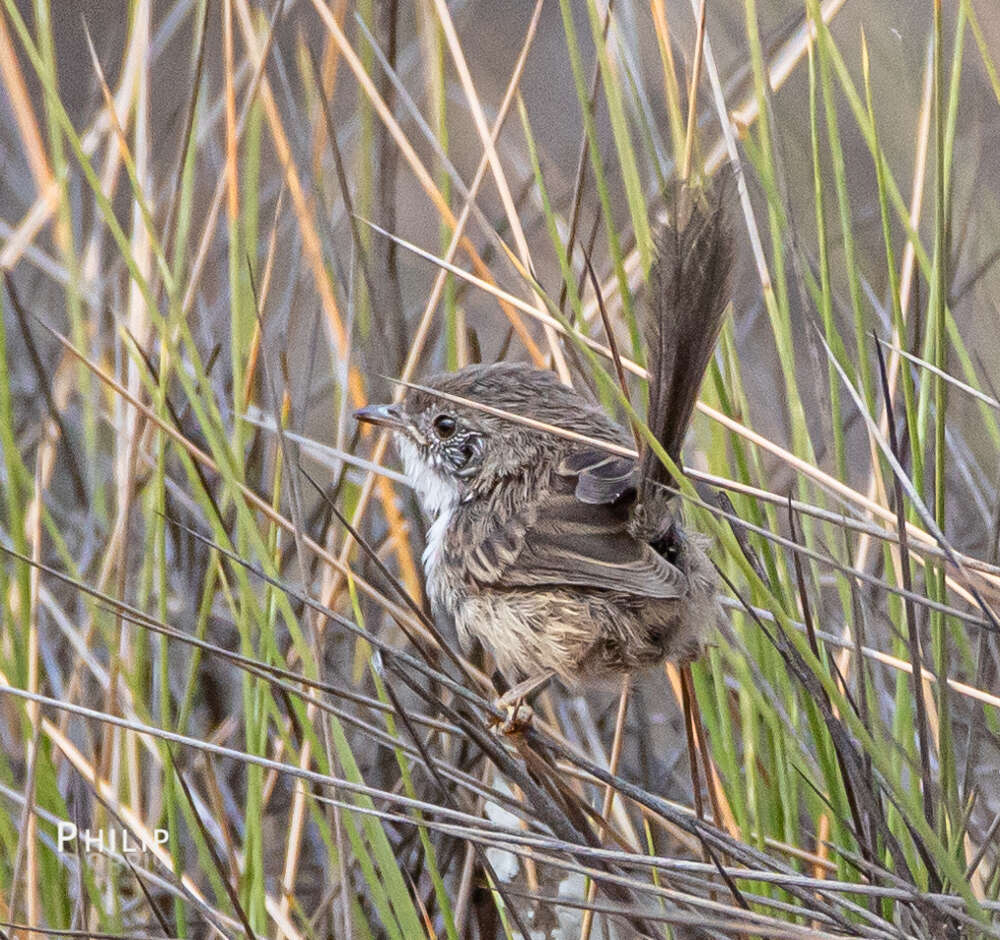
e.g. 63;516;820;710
641;177;734;488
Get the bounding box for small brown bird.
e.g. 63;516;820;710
356;184;733;700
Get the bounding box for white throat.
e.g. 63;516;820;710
395;436;459;587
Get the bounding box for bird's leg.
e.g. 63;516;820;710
490;670;556;734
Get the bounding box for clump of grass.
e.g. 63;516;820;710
0;0;998;937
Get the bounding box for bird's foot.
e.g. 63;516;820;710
494;699;535;735
488;671;555;735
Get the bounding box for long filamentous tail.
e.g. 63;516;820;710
641;175;734;489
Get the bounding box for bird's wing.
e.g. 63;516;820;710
463;447;686;599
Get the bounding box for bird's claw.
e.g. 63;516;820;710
491;699;534;735
486;671;554;735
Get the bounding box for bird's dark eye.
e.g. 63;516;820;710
432;414;457;439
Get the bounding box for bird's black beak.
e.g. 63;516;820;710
353;402;407;431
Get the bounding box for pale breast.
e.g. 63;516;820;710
395;435;459;606
422;507;452;599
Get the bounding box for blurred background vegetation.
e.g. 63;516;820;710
1;0;999;937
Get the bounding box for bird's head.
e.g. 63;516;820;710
354;362;625;518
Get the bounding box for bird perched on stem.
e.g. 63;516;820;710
356;180;734;711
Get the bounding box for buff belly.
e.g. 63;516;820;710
453;583;717;685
